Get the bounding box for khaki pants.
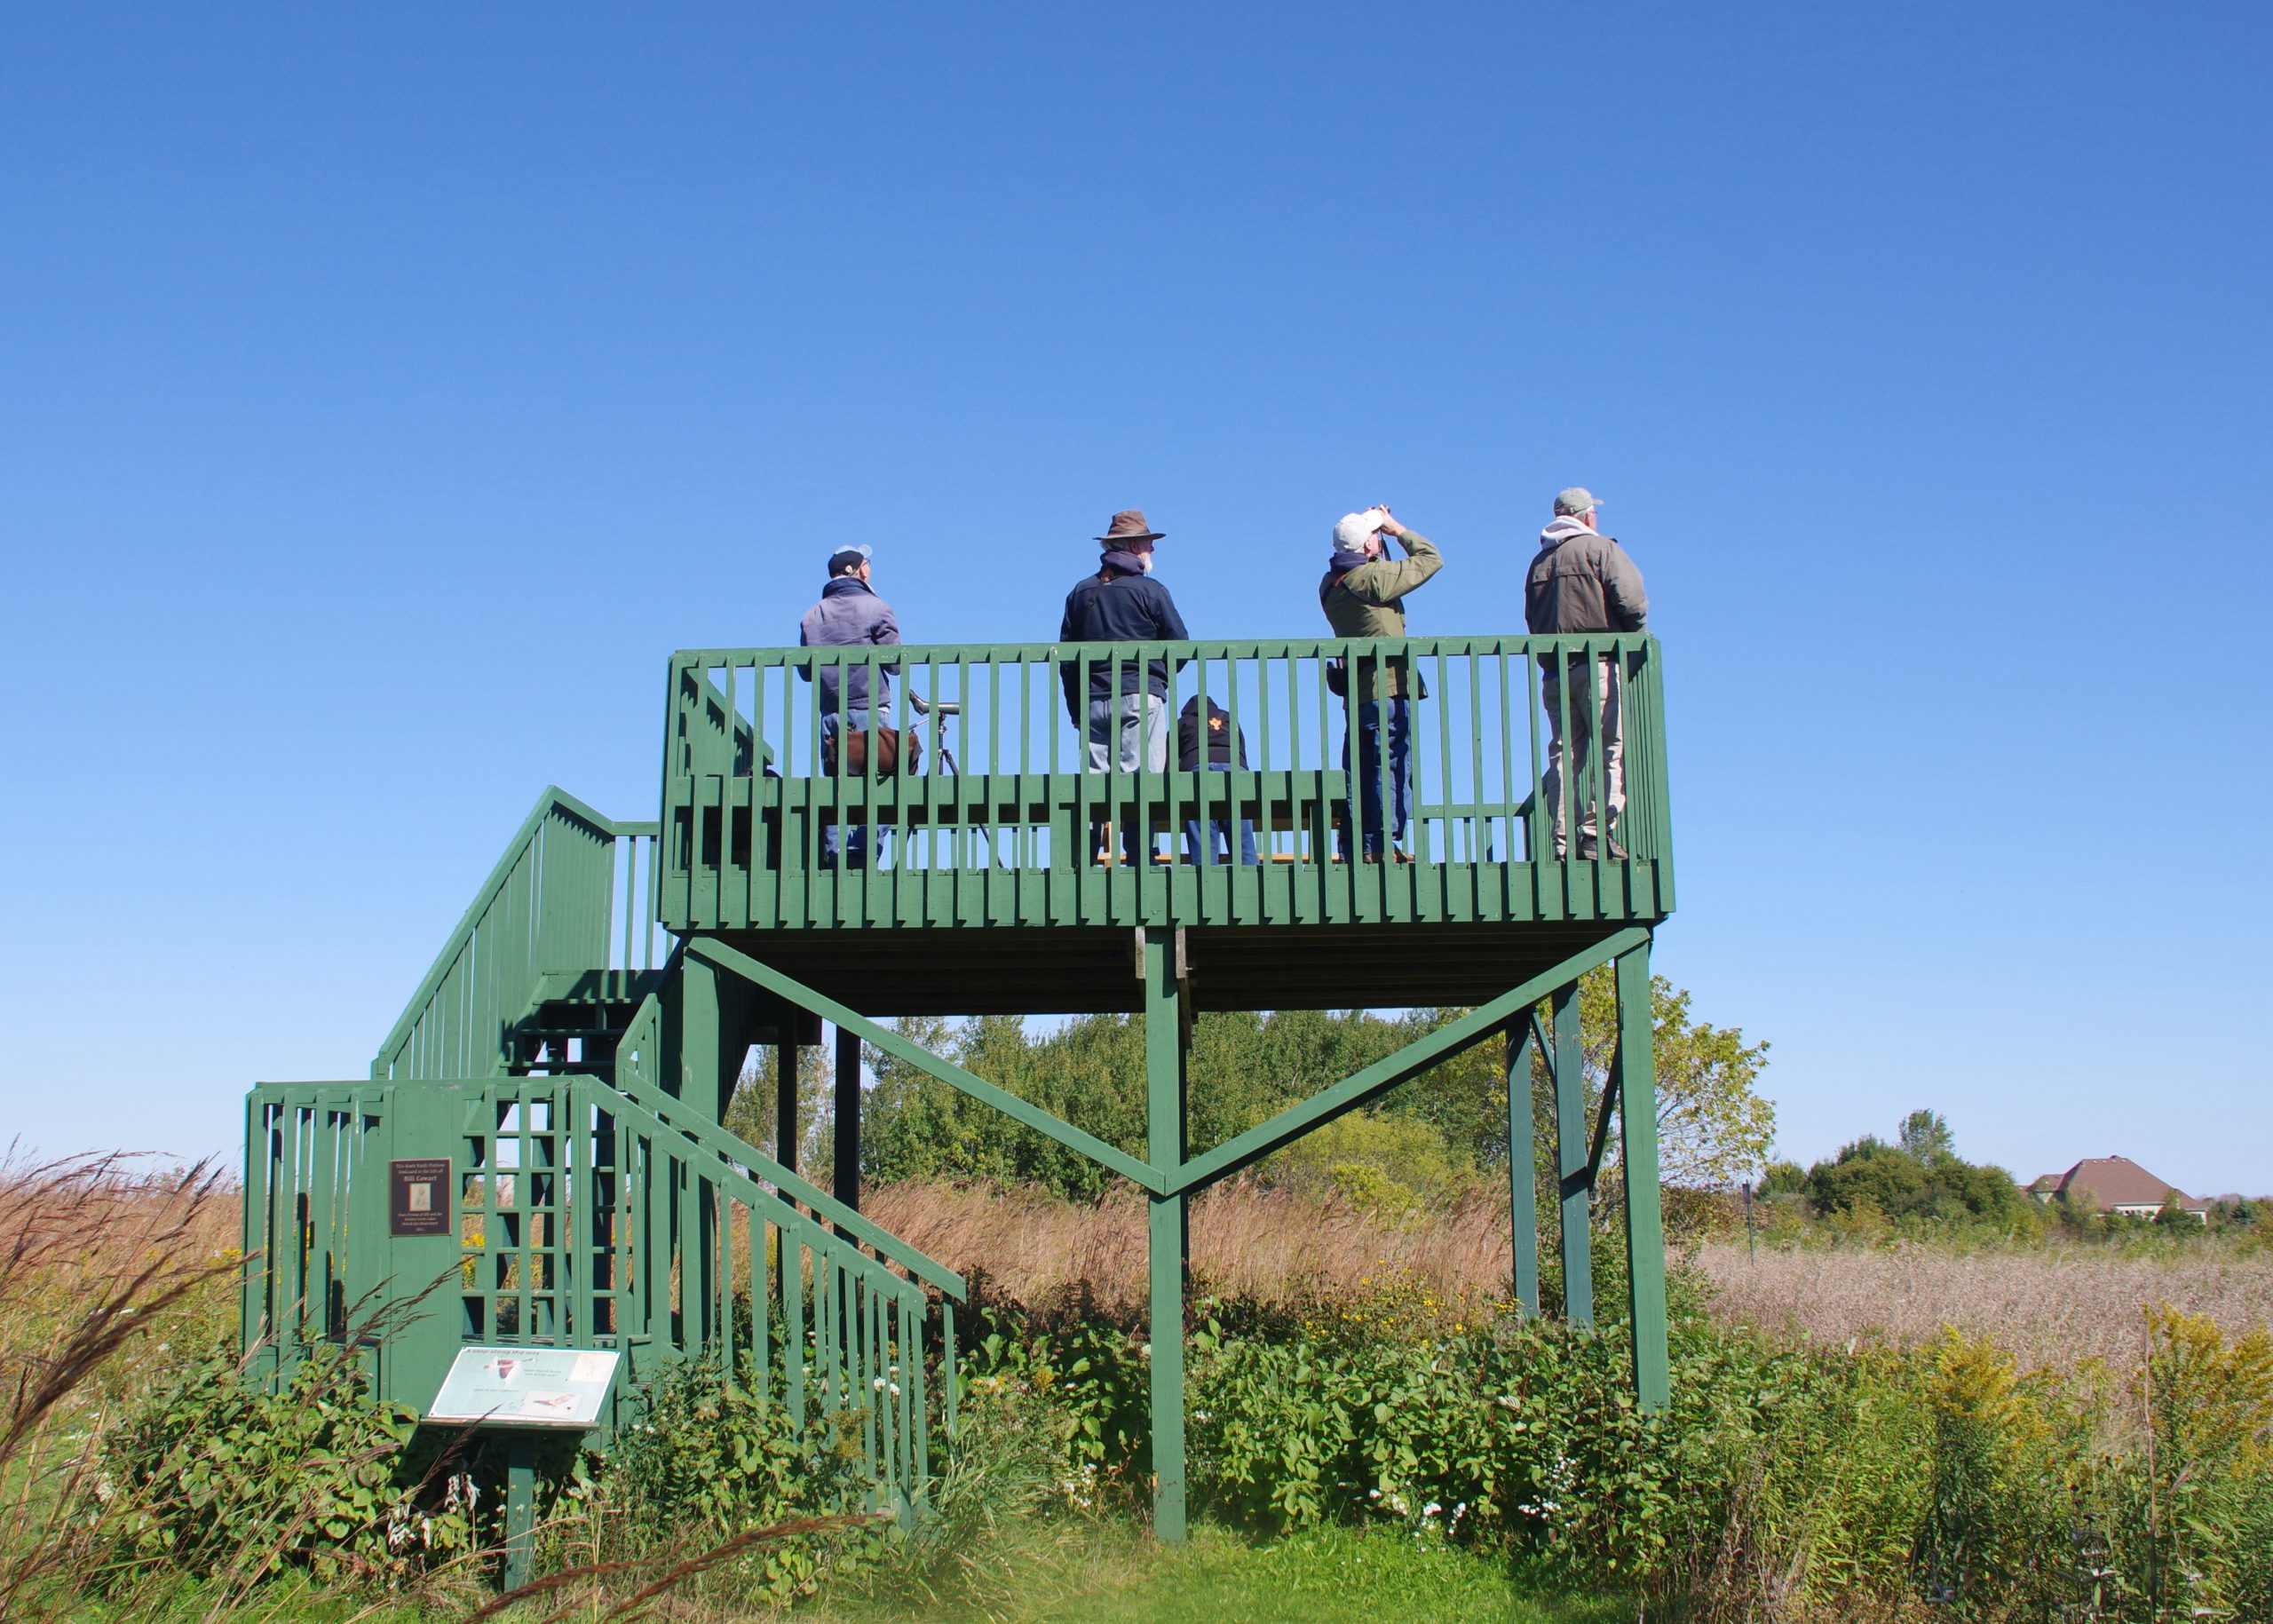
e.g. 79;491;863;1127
1086;693;1167;862
1541;656;1623;855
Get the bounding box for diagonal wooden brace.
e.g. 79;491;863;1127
1562;1056;1622;1201
1167;927;1649;1196
687;939;1169;1194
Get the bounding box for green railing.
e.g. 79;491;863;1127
660;635;1671;931
244;1069;961;1509
374;788;663;1081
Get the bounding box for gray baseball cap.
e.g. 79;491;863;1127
827;544;873;574
1552;487;1603;516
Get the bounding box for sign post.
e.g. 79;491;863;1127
426;1345;622;1592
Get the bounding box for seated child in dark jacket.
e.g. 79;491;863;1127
1176;697;1257;866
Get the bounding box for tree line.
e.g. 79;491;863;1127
725;967;1776;1222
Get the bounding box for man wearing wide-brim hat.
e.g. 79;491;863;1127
1058;511;1191;865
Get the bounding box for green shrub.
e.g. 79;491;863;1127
1262;1109;1480;1220
950;1281;2273;1624
100;1344;477;1588
595;1354;891;1604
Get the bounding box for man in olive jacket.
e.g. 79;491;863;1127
1319;505;1441;860
1524;487;1647;860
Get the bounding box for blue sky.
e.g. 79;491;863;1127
4;4;2268;1193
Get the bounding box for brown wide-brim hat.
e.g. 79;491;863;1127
1097;509;1165;544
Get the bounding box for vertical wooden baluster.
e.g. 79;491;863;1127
783;1232;805;1429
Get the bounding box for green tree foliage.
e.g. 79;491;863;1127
1803;1119;2031;1225
862;1009;1422;1200
1594;971;1776;1192
853;971;1773;1217
1757;1160;1809;1198
1267;1109;1479;1216
1898;1108;1954;1161
1406;966;1776;1203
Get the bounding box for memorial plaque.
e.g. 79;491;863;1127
390;1158;451;1236
427;1345;622;1429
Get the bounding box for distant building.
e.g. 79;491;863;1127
2027;1156;2209;1222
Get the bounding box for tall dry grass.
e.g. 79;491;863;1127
872;1180;2273;1374
1696;1238;2273;1371
867;1177;1516;1310
0;1150;239;1616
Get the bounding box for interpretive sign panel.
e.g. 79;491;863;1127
426;1346;621;1428
390;1158;451;1236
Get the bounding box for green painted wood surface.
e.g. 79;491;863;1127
658;636;1673;934
243;1071;957;1512
1551;984;1592;1327
1144;931;1189;1542
1616;947;1672;1409
687;939;1169;1192
374;788;661;1081
262;622;1687;1531
1505;1019;1540;1317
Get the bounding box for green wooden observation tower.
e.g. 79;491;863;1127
244;632;1675;1537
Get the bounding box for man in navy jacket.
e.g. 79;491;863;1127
1058;511;1189;865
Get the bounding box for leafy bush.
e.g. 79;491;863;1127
954;1275;2273;1623
1266;1108;1482;1219
100;1343;478;1588
594;1354;892;1604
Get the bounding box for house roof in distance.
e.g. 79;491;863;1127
2028;1155;2206;1212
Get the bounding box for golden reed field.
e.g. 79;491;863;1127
866;1179;2273;1370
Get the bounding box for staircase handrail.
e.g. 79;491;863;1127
565;1073;935;1310
607;991;964;1299
372;787;653;1080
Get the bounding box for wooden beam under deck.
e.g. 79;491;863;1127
706;920;1640;1017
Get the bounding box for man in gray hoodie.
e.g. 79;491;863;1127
1524;487;1647;860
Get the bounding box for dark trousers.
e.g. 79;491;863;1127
1340;697;1411;859
1183;760;1259;866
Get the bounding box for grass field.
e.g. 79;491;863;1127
6;1160;2269;1621
871;1178;2271;1370
1697;1235;2273;1370
810;1524;1628;1624
56;1524;1626;1624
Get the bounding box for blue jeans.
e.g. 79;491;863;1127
1184;761;1258;866
820;708;890;868
1340;698;1411;858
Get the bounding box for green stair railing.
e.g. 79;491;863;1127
374;788;662;1082
661;634;1671;931
245;1067;962;1510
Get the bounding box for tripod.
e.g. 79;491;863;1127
906;691;960;775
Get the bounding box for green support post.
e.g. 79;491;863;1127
1615;945;1671;1409
1142;931;1187;1542
776;1038;799;1176
675;953;725;1120
835;1024;861;1215
502;1431;536;1592
1504;1019;1540;1316
1551;981;1592;1327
